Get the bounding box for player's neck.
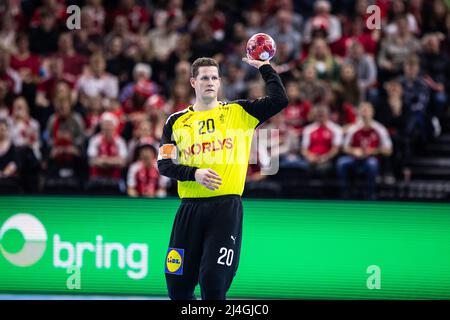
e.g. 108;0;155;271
192;98;219;112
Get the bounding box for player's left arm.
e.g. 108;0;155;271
237;58;289;126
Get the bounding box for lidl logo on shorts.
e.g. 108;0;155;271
165;248;184;275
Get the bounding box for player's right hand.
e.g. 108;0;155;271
242;57;270;69
195;168;222;191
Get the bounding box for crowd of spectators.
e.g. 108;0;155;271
0;0;449;199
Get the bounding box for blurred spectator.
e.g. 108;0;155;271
54;33;88;78
84;95;104;137
444;12;450;56
0;81;10;118
147;12;180;63
258;111;300;169
120;63;157;105
164;80;193;114
10;97;41;160
189;0;226;42
72;7;104;56
87;112;127;191
420;33;449;118
104;99;126;135
264;0;303;31
298;64;325;103
84;0;106;35
272;40;300;81
378;15;421;82
265;9;302;59
304;38;340;83
334;16;378;57
36;57;76;109
321;84;357;131
162;35;193;85
191;19;225;61
422;0;449;34
76;53;119;104
223;62;247;101
300;105;342;177
30;0;67;29
0;49;22;96
375;78;405;132
0;0;25;32
408;0;424;30
374;78;407;177
334;63;361;106
0;118;20;189
283;81;312;137
109;0;150;35
127;143;168;197
164;0;184;19
400;55;433;140
29;10;60;56
244;10;264;37
246;79;265;101
174;60;192;84
0;14;17;53
105;15;137;53
45;94;85;180
127;120;157;164
105;36;134;88
337;102;392;199
123;78;157;118
10;34;41;86
303;0;342;44
344;41;377;98
385;0;420;36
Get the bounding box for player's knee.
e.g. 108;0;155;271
199;269;232;298
166;276;197;300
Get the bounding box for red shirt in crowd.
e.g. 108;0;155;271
87;133;127;179
110;5;150;33
284;100;312;135
10;54;41;76
330;102;357;127
127;160;161;196
302;121;343;156
53;53;88;77
37;75;76;100
331;33;378;57
344;121;392;152
30;2;68;28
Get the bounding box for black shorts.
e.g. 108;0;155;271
165;194;243;300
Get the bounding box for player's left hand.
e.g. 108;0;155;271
242;57;270;69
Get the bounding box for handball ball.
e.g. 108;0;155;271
246;33;276;61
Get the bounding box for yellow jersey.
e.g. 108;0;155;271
157;64;288;198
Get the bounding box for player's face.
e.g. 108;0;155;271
191;66;221;102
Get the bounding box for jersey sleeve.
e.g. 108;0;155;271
87;135;100;159
157;115;198;181
329;123;343;147
302;125;312;150
127;162;139;188
233;64;289;127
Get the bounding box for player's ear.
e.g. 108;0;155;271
190;77;196;89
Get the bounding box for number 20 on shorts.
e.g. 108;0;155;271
217;247;234;266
